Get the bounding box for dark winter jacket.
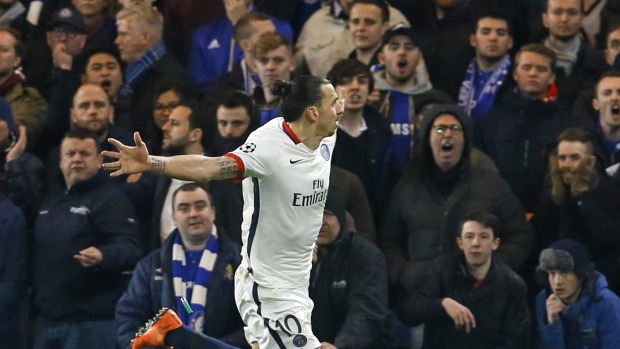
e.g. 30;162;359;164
116;229;247;349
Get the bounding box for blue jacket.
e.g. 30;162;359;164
0;195;27;339
536;273;620;349
188;11;292;90
116;229;247;349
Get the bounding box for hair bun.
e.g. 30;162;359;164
271;80;292;97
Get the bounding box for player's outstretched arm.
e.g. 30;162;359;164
102;132;239;182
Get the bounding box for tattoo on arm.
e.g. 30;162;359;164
216;157;239;179
149;158;166;174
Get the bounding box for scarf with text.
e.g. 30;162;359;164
457;55;511;119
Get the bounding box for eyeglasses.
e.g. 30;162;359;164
432;124;463;134
49;27;82;39
153;102;180;113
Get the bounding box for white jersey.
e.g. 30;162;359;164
226;117;334;289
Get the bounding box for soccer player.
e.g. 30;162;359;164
103;75;344;349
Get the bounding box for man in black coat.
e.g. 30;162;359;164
397;211;530;349
310;190;392;349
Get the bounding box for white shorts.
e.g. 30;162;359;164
234;264;320;349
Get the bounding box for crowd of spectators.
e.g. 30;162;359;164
1;0;620;348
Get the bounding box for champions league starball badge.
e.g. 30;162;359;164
239;143;256;153
320;144;330;161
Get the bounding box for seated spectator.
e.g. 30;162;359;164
541;0;608;113
0;25;47;150
71;0;117;51
326;59;392;222
310;190;393;348
32;128;142;349
532;128;620;294
0;112;43;225
188;0;292;90
205;13;276;100
115;6;195;146
457;10;514;120
251;31;296;124
296;0;408;78
379;103;532;294
347;0;389;69
150;79;195;155
476;44;574;212
0;185;27;349
207;89;258;157
371;25;432;175
397;211;529;348
116;182;247;349
536;239;620;348
151;100;243;249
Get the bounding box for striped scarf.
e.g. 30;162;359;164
125;41;167;87
172;227;219;333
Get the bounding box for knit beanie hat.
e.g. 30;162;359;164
324;190;347;229
538;239;594;275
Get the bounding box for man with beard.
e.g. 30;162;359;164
152;99;243;250
457;11;514;120
208;89;257;156
532;127;620;295
541;0;608;113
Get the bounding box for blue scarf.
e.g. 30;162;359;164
387;91;414;171
125;41;167;87
172;229;219;333
458;55;511;119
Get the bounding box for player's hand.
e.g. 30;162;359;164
52;43;73;70
549;154;565;205
224;0;251;24
570;157;596;197
441;298;476;333
6;125;27;162
102;132;151;177
74;246;103;267
546;293;565;325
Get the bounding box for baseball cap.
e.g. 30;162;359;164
47;6;86;32
382;23;420;48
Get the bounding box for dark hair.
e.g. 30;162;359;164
62;128;101;152
152;79;195;107
271;76;331;122
172;182;213;211
557;127;594;155
515;43;557;71
471;10;513;37
0;25;24;58
79;46;123;75
176;99;205;131
351;0;389;23
233;12;272;43
458;211;499;238
216;90;254;118
595;70;620;96
542;0;584;13
606;23;620;45
326;59;374;94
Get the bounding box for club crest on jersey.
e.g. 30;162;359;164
293;335;308;347
239;143;256;153
320;144;330;161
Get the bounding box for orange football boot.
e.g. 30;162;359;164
132;307;183;349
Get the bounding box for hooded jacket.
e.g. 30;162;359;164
379;104;533;286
